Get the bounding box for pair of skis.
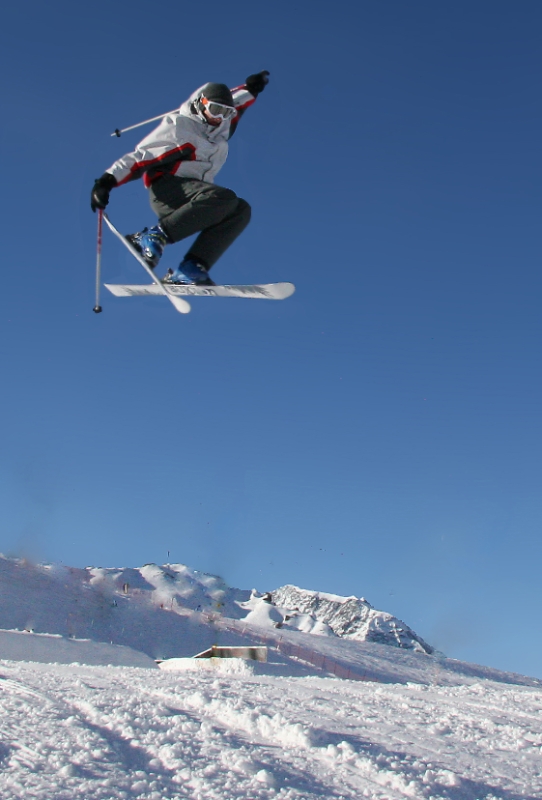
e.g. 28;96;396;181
97;213;295;316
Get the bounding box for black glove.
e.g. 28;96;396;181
245;70;270;97
91;172;117;212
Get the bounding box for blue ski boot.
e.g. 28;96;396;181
163;257;215;286
126;225;169;269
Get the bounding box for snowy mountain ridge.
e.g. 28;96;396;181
271;584;434;653
0;554;431;655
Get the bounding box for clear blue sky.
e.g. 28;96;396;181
1;0;541;678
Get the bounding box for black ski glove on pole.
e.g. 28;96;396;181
245;70;270;96
91;173;117;212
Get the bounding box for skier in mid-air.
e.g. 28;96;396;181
91;71;269;287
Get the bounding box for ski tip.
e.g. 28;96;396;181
262;282;295;299
169;294;191;314
280;282;296;299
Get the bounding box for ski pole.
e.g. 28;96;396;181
110;108;179;137
93;208;103;314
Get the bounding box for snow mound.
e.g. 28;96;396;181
87;561;250;617
158;657;254;676
238;592;336;636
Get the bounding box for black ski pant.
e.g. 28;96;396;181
149;175;251;270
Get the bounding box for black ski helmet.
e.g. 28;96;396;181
200;82;234;107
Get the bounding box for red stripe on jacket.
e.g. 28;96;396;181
116;143;197;187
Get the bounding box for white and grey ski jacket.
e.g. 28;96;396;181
105;83;256;189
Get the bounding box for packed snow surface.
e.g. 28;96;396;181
1;659;541;799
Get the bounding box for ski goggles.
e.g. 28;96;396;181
201;97;237;120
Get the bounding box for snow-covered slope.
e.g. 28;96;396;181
0;555;538;687
1;658;541;800
0;629;156;668
0;556;430;654
1;554;542;799
0;556;251;661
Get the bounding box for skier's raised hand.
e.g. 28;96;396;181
91;173;117;212
245;71;270;96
